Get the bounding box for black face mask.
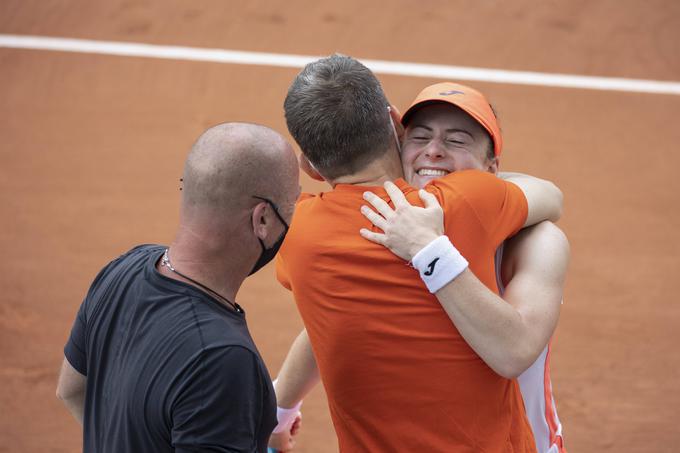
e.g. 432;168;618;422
249;196;290;275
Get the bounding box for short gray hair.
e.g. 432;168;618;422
284;54;393;180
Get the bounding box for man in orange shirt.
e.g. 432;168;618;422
270;55;561;452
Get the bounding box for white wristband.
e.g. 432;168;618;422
272;379;302;434
411;236;469;293
272;402;302;433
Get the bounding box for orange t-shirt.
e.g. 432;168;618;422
276;170;536;452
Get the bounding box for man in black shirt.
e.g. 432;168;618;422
56;123;301;452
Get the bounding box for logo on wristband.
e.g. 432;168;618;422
424;258;440;276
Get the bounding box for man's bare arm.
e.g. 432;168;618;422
360;182;569;378
56;357;86;425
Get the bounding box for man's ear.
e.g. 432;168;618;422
388;104;405;142
251;202;269;240
299;154;325;181
487;157;499;175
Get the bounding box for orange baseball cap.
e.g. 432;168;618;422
401;82;503;157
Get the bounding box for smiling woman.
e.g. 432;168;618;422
398;82;501;188
375;81;566;453
401;103;497;187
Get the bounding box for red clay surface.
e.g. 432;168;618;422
1;1;679;452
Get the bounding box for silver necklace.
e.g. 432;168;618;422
161;249;243;313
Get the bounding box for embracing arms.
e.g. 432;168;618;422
498;171;563;228
360;182;569;378
427;221;568;377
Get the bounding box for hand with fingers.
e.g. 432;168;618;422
268;415;302;452
359;181;445;261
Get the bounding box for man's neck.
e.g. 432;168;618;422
330;149;404;187
159;228;249;305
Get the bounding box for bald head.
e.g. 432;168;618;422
181;123;298;218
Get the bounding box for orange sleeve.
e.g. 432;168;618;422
275;192;316;292
434;170;528;245
499;180;529;237
275;253;291;291
463;171;527;243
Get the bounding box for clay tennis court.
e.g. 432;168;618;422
1;1;679;451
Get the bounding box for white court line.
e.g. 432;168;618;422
1;34;679;95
